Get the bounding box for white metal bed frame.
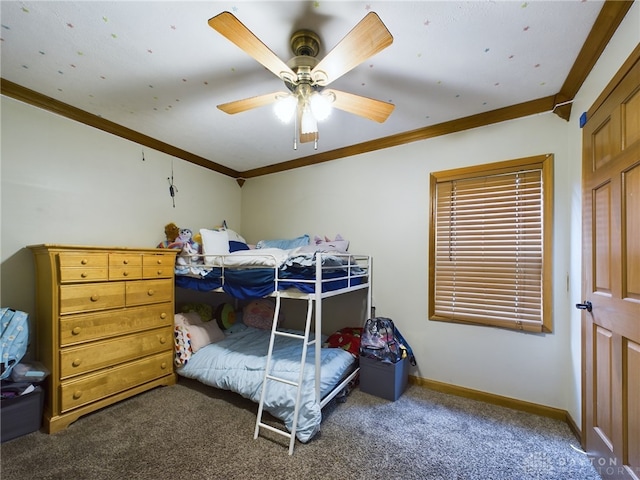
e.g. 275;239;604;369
176;251;372;454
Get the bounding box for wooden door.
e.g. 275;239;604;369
582;50;640;480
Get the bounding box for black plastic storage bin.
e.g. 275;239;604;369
1;385;44;442
359;356;409;401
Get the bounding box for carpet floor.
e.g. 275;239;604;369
0;378;601;480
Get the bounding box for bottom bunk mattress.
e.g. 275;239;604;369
176;326;356;442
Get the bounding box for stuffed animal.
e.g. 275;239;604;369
165;223;180;243
313;234;349;252
177;228;193;244
176;241;199;265
158;222;181;248
180;303;213;322
243;298;285;330
215;303;237;330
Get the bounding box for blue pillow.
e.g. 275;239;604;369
229;240;250;252
256;234;310;250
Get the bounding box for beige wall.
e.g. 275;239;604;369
241;114;573;410
0;98;242;313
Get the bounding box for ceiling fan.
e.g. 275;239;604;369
208;11;395;149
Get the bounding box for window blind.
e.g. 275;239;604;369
433;169;544;332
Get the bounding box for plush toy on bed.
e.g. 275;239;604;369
176;241;200;266
180;302;213;322
243;298;284;330
313;234;349;252
166;222;180;243
215;303;237;330
176;228;192;244
167;227;203;266
157;222;181;248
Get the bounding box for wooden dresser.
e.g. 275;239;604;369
28;245;178;433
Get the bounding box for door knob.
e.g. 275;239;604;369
575;301;592;312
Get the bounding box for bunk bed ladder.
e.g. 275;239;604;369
254;292;314;455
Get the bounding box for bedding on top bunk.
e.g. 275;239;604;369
174;246;366;299
176;325;356;442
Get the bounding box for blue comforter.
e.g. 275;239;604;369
176;326;355;442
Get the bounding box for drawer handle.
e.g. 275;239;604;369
72;358;82;367
72;326;81;335
123;271;129;277
123;259;129;265
90;294;99;302
160;312;167;319
81;272;88;278
157;270;163;275
73;390;83;400
161;362;167;370
81;259;88;265
156;259;162;265
147;289;155;296
159;337;166;344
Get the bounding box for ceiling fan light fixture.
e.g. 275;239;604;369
310;91;334;121
274;94;297;123
208;11;394;150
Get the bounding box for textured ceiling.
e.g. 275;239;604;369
0;1;607;174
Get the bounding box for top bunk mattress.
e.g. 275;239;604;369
174;247;369;299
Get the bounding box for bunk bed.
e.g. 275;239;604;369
170;238;372;454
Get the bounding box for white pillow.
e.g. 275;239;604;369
174;311;225;352
224;228;246;243
200;228;230;265
187;321;225;352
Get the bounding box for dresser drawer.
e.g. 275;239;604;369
59;282;126;315
143;254;175;279
126;279;173;306
59;351;173;412
60;326;173;379
109;253;142;280
59;303;173;346
59;253;109;283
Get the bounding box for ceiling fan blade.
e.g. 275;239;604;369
299;131;317;144
297;106;318;144
326;89;394;123
217;92;286;115
208;11;296;81
312;12;393;85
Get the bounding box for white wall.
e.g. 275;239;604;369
241;2;639;425
0;97;242;315
242;115;573;412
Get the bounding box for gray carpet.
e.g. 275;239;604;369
0;378;600;480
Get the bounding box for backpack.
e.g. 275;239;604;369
0;308;30;380
360;317;402;364
360;317;417;366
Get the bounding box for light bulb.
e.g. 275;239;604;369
310;92;333;121
274;95;296;123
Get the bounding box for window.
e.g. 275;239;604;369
429;154;553;333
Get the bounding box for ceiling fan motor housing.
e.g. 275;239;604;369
290;30;321;57
285;30;328;90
